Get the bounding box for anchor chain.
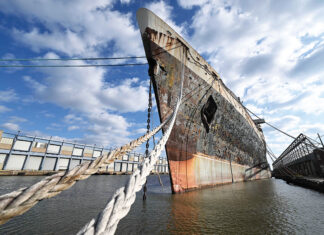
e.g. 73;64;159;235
145;79;153;157
78;97;181;235
77;45;186;235
143;79;153;200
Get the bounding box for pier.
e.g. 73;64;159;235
272;133;324;192
0;130;169;176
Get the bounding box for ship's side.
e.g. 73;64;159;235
137;8;271;193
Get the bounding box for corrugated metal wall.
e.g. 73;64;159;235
6;155;26;170
0;154;6;170
0;130;169;173
42;157;56;170
25;156;42;170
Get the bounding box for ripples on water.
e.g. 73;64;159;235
0;175;323;234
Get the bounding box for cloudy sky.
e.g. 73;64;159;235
0;0;323;163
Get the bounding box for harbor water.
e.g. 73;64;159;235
0;175;323;234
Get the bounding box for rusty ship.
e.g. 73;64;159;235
137;8;271;193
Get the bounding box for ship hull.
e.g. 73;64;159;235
169;155;271;192
137;8;271;193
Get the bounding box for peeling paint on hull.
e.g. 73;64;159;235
137;8;271;193
170;154;271;193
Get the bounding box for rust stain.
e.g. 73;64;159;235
169;157;196;193
140;26;270;193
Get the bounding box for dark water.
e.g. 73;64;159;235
0;175;323;234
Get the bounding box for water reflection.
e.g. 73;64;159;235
0;176;323;234
169;191;201;234
166;180;323;234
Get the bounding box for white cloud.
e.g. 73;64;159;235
12;28;88;56
1;122;19;131
135;128;147;134
21;54;149;146
187;0;324;87
146;1;172;21
0;89;18;102
177;0;208;9
145;1;185;35
68;125;80;131
0;0;142;57
23;55;149;114
120;0;132;4
245;103;264;116
0;1;151;147
8;116;27;123
0;105;11;113
0;53;23;73
0;116;27;132
83;111;131;146
182;0;324;157
99;78;148;112
64;114;84;124
22;129;73;143
46;123;63;131
262;114;324;156
40;111;55;118
23;69;149;116
290;45;324;78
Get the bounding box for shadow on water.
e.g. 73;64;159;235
0;175;323;234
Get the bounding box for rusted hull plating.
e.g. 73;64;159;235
137;8;271;193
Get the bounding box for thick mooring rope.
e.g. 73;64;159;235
0;117;171;225
77;98;181;235
77;47;186;235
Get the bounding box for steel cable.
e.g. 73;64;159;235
0;43;183;68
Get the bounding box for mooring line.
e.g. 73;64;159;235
77;45;186;235
0;115;172;225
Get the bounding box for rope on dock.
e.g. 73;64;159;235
77;46;186;235
0;116;171;225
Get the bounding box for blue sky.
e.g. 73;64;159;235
0;0;324;162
